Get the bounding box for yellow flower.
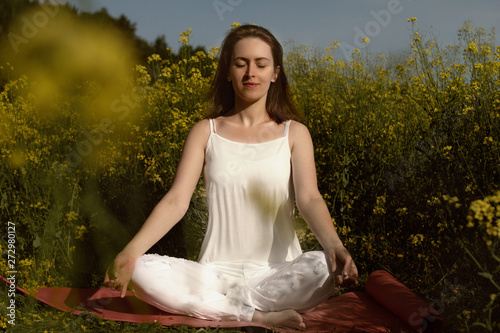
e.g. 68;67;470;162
148;54;162;62
468;191;500;241
396;207;408;215
483;136;494;144
373;196;386;215
410;234;425;245
179;28;192;46
75;225;87;240
209;46;220;58
65;211;78;223
467;41;479;54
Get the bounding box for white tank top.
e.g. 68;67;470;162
198;118;302;265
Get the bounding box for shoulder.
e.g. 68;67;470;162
288;120;313;151
190;118;211;133
188;118;211;139
184;118;211;149
288;120;310;136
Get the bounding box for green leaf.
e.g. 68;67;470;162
33;234;41;248
478;272;493;280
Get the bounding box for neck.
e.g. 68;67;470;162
231;96;270;126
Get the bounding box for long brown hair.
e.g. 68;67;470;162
206;24;301;123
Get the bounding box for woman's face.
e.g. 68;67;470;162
228;37;280;106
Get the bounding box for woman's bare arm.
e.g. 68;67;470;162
103;119;210;296
289;121;358;286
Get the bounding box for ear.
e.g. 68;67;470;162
272;66;280;82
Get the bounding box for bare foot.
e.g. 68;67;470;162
252;309;306;330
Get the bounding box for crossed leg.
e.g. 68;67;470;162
249;251;337;329
130;251;337;329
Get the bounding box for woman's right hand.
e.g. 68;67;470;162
103;252;139;298
102;120;209;297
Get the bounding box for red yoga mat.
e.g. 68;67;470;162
2;270;445;332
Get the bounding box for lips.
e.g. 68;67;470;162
243;82;258;87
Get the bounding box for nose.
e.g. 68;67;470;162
246;63;255;77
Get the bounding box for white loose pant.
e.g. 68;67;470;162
130;251;338;322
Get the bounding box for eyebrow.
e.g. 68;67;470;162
233;57;271;61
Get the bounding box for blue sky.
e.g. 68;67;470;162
67;0;498;56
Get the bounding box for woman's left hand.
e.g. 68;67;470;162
327;245;359;288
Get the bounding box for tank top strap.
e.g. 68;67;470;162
284;120;291;137
209;118;217;134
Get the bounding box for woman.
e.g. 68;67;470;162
104;24;358;330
